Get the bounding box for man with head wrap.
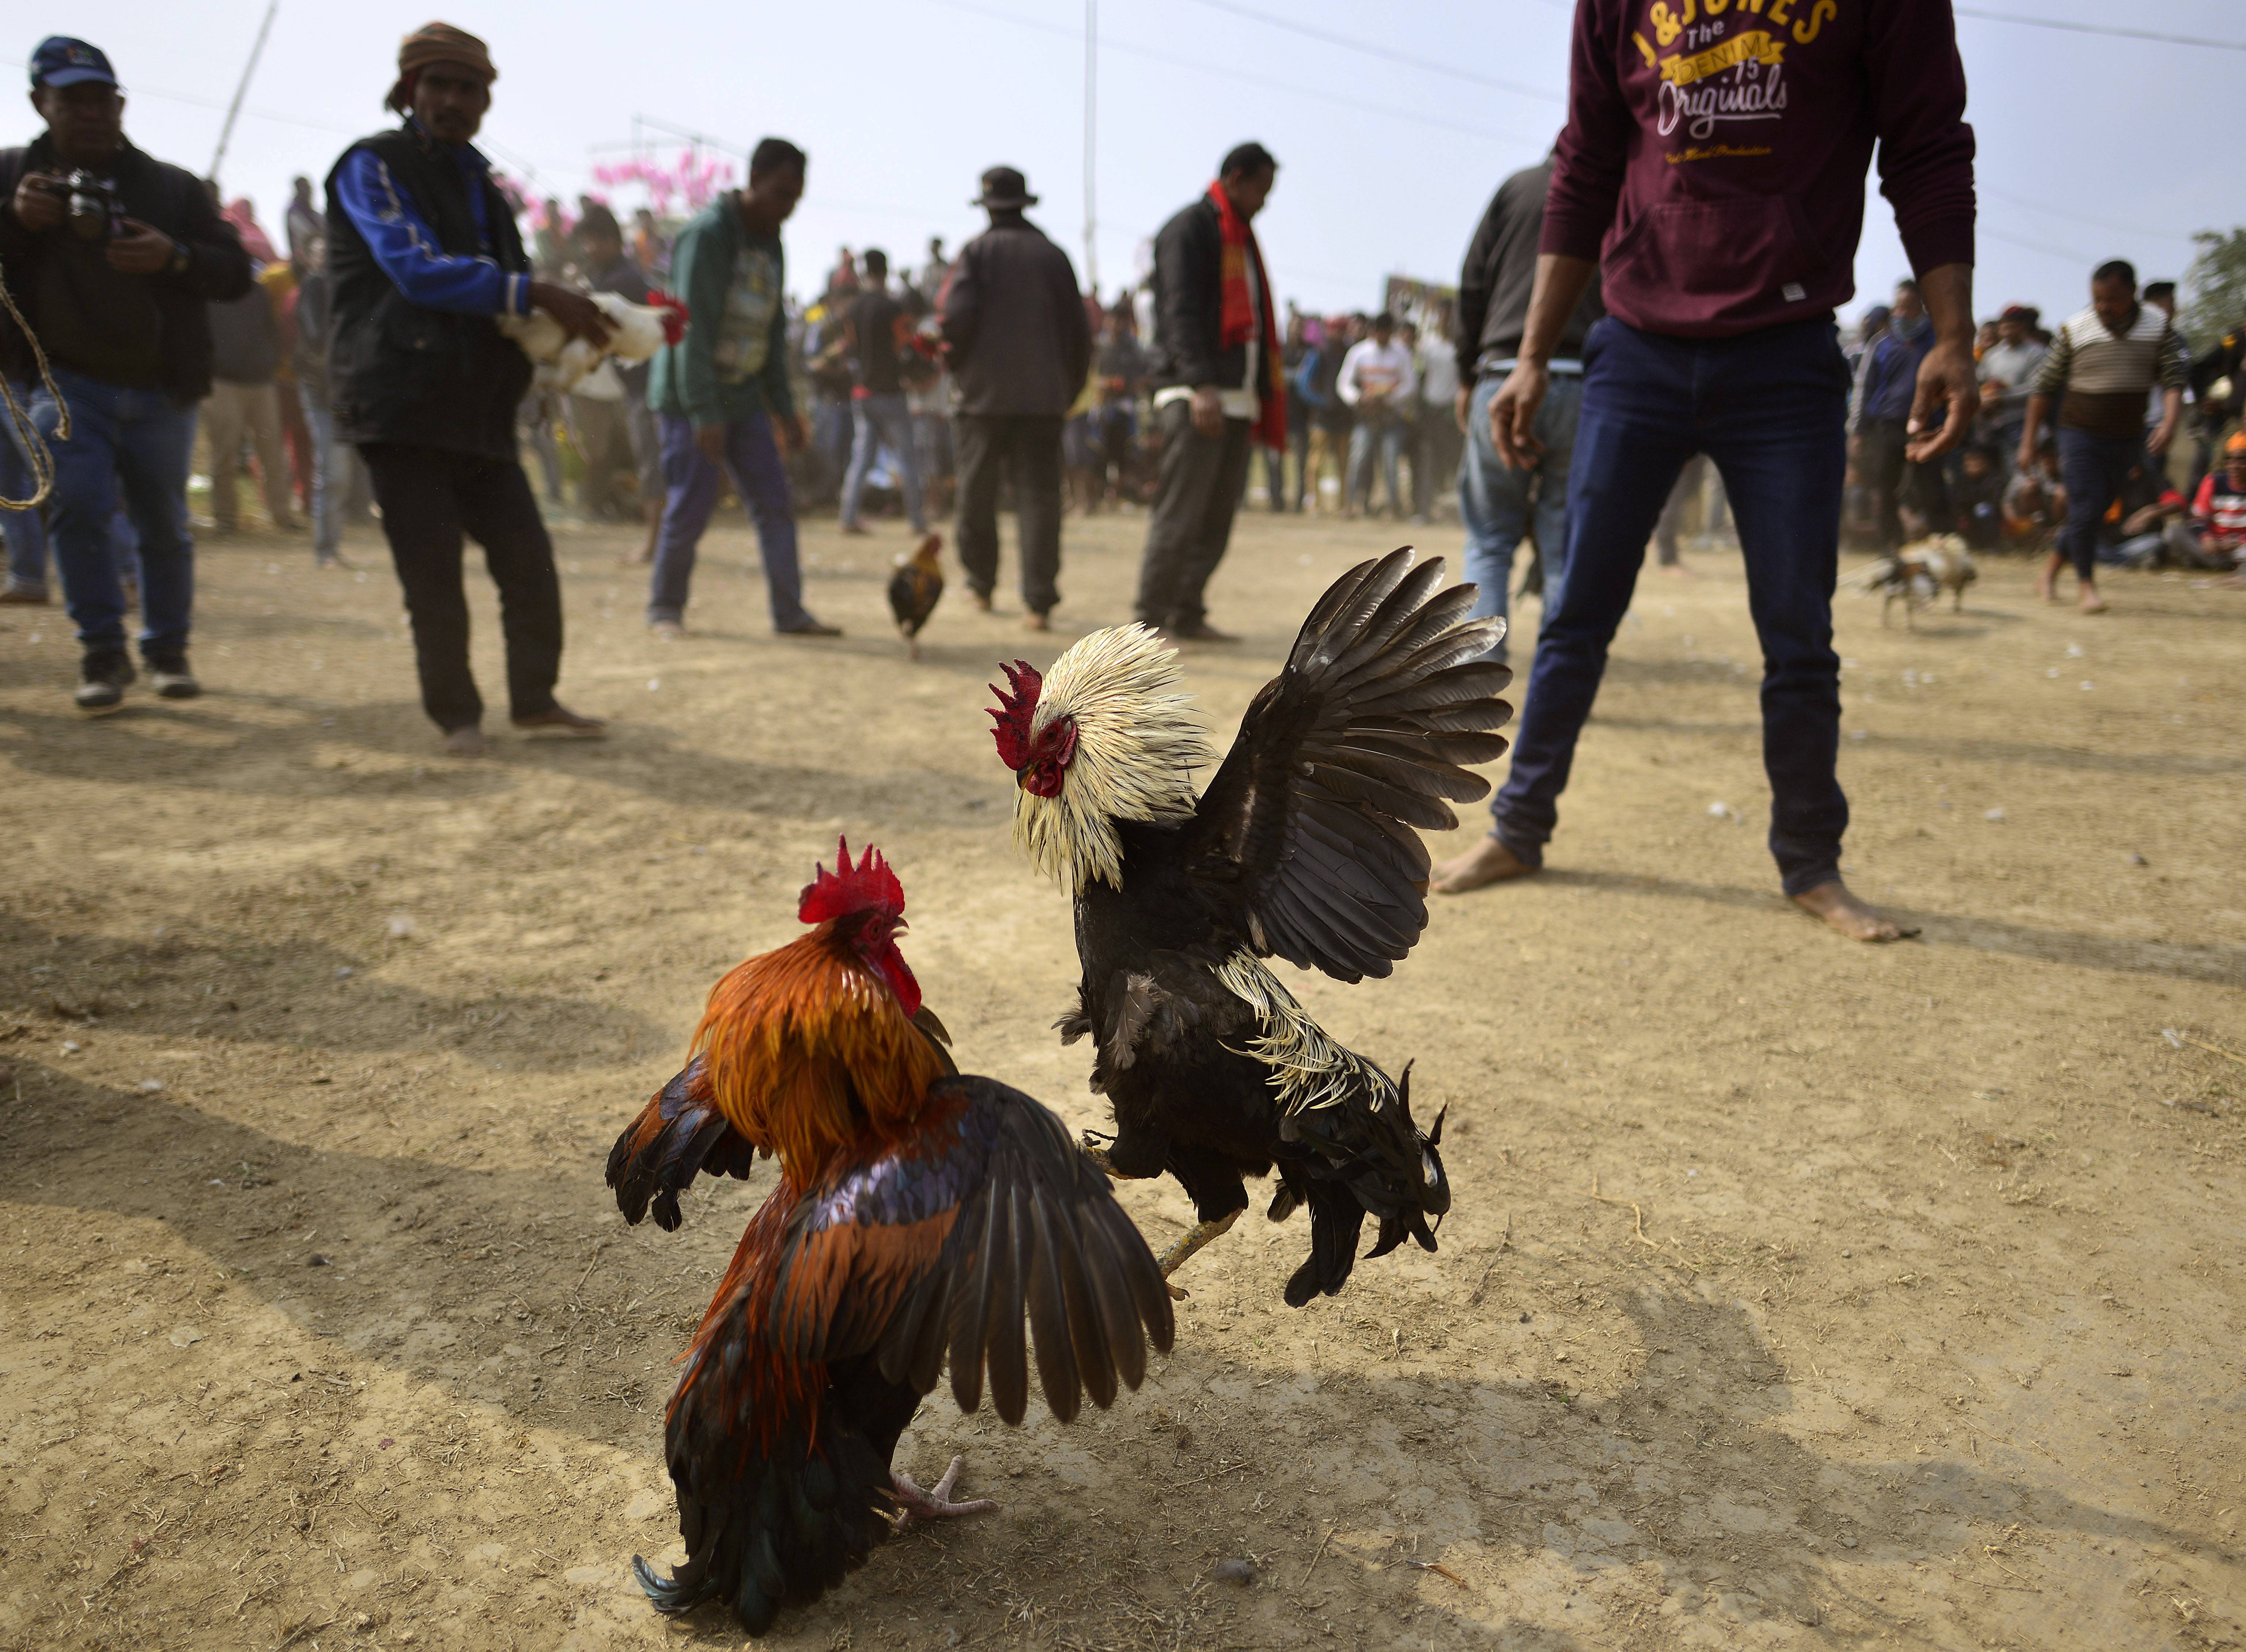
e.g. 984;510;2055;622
325;22;612;755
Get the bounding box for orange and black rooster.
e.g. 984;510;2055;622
606;841;1172;1634
886;533;945;659
988;549;1512;1306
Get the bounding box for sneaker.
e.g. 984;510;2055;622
512;704;607;739
75;650;136;714
147;655;201;700
0;584;49;605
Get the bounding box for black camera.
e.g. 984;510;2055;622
45;170;121;243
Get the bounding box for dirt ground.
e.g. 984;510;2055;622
1;499;2242;1652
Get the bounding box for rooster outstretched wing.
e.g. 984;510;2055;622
1183;548;1513;983
764;1075;1175;1425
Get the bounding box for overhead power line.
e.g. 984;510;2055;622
1177;0;1566;102
1981;186;2196;245
1954;7;2246;52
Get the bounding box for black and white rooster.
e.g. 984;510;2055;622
986;550;1513;1305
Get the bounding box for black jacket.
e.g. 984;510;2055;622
1452;160;1604;380
1147;194;1267;395
939;214;1090;418
324;124;531;458
0;134;251;403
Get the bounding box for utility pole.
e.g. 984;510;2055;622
1084;0;1099;297
209;0;280;185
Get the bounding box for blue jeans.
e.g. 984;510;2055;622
841;392;926;531
1491;317;1852;897
1459;370;1583;664
1;391;49;592
649;412;810;629
2055;427;2141;584
299;383;344;559
30;367;198;658
1346;412;1407;514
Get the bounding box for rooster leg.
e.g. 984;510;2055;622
1078;1131;1153;1181
1156;1208;1242;1297
890;1456;999;1532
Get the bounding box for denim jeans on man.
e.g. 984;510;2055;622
30;366;199;660
648;412;811;630
1346;408;1408;515
1490;317;1852;897
298;382;344;561
1;394;49;594
2054;427;2143;584
1459;369;1583;665
841;391;926;532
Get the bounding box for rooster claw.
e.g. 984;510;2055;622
889;1456;998;1532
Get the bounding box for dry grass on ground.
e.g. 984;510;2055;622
1;503;2242;1651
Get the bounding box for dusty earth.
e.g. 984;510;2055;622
1;500;2242;1652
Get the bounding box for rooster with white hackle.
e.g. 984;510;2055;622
500;289;689;394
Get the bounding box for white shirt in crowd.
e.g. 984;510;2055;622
1417;344;1459;409
1338;336;1418;410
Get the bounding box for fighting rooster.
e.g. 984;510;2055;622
988;549;1512;1305
1843;532;1977;629
606;841;1172;1634
501;289;689;394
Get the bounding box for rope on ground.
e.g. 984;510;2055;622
0;258;68;513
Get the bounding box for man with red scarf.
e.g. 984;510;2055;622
1135;142;1281;642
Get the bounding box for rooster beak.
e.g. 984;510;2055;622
1014;768;1029;790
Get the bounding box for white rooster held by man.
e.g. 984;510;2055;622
501;290;689;394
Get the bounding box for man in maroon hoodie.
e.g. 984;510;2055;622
1433;0;1979;941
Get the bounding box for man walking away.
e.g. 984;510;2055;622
646;138;835;640
940;166;1090;630
327;22;613;754
1433;0;1981;944
0;35;252;711
1453;150;1605;659
1135;142;1282;641
839;249;925;537
2020;259;2186;612
204;269;297;532
1338;311;1414;519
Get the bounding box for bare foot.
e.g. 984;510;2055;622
1431;835;1537;895
2037;555;2061;603
1791;879;1919;942
2079;587;2107;614
889;1457;998;1532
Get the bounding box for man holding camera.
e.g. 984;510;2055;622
0;36;252;711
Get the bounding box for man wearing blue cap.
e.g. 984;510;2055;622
0;37;252;711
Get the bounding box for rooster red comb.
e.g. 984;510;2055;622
798;837;906;926
649;291;690;346
988;660;1042;770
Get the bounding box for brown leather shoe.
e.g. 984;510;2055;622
512;704;606;739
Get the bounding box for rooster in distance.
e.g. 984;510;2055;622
606;841;1173;1635
988;549;1514;1305
886;533;946;659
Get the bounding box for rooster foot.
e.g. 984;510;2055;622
890;1456;998;1532
1079;1132;1149;1181
1156;1209;1242;1298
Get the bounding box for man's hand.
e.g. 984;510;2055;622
11;172;64;234
1454;385;1472;435
106;219;175;276
1190;385;1223;437
1490;363;1550;470
2148;416;2178;458
527;281;616;348
775;413;810;455
2016;435;2037;477
695;424;726;465
1904;337;1976;462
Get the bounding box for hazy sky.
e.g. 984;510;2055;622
14;0;2244;326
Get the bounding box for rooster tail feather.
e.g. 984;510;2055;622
607;1056;760;1232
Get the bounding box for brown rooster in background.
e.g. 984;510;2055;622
886;533;945;659
606;841;1172;1635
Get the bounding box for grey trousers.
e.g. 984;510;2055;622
1135;400;1252;630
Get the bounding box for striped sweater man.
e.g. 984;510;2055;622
2031;301;2189;439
